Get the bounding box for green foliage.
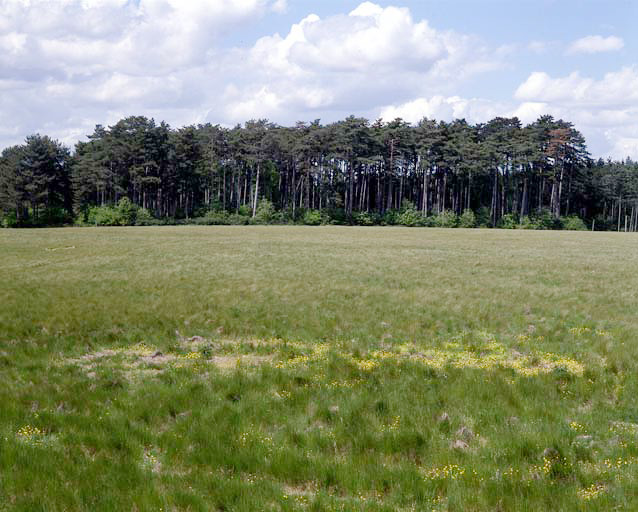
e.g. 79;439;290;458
302;209;322;225
499;213;518;229
202;211;230;225
116;197;137;225
458;209;477;228
87;205;121;226
433;210;458;228
381;210;398;226
561;215;588;231
352;211;378;226
592;215;612;231
134;207;154;226
476;206;492;227
322;208;347;225
39;207;73;226
519;216;536;230
1;211;18;228
533;209;560;230
86;198;140;226
253;199;276;224
227;213;250;225
397;201;425;226
4;113;638;232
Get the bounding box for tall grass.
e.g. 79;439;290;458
1;226;638;510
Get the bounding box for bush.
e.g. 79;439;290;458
38;207;72;226
381;210;398;226
352;211;377;226
519;216;536;229
561;215;587;231
433;210;458;228
253;200;276;224
204;211;230;225
320;208;346;225
1;211;18;228
499;213;518;229
591;215;612;231
397;201;425;226
533;209;560;230
476;206;492;227
227;213;249;225
87;205;120;226
116;197;137;225
458;209;476;228
303;209;322;226
135;207;154;226
238;204;252;217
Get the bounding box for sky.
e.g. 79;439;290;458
1;0;637;159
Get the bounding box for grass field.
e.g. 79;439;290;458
2;226;638;511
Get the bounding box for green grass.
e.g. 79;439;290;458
2;226;638;511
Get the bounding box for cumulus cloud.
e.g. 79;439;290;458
567;35;624;55
515;67;638;106
513;67;638;158
377;64;638;160
219;2;503;123
0;0;285;147
0;1;634;161
378;96;506;124
0;0;502;143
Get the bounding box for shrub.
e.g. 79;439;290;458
238;204;252;217
87;205;120;226
433;210;458;228
227;213;249;225
321;208;346;225
352;211;377;226
1;211;18;228
519;216;536;229
458;209;476;228
476;206;492;227
253;200;276;224
397;201;425;226
303;209;322;226
205;211;230;225
561;215;587;231
37;207;72;226
533;209;559;230
135;207;154;226
381;210;398;226
499;213;518;229
116;197;137;225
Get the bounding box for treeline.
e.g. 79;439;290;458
1;114;638;230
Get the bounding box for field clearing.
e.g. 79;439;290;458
2;226;638;511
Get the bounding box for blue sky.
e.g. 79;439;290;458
1;0;637;158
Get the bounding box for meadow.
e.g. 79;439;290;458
1;226;638;511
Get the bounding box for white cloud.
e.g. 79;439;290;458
270;0;287;13
567;35;624;55
220;3;502;124
379;96;506;124
515;67;638;106
0;0;284;148
512;67;638;159
377;64;638;160
527;40;560;55
3;0;635;162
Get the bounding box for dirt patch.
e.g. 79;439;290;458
282;482;318;497
63;342;274;381
211;355;273;369
78;349;119;361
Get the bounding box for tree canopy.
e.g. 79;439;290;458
1;114;637;230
